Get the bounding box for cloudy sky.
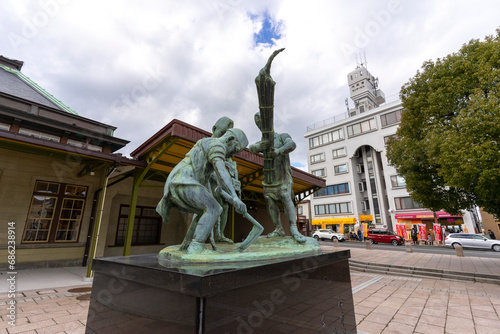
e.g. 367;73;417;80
1;0;499;169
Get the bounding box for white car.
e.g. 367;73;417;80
312;229;345;242
444;233;500;252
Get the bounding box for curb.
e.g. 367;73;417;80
349;259;500;284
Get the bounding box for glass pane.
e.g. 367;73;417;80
35;231;49;241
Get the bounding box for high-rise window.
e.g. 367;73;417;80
394;197;423;210
309;129;344;148
390;175;406;188
314;202;352;215
332;147;347;159
380;110;402;127
334;163;348;174
347;119;377;137
310;152;326;164
313;183;350;197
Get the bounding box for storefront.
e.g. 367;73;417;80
311;217;356;235
395;212;465;242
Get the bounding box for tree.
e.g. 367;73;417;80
387;29;500;219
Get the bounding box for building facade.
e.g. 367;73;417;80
305;65;479;240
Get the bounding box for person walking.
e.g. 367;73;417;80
427;231;434;246
488;229;496;240
357;228;362;242
411;226;418;245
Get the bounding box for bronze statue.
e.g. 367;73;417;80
156;128;249;254
250;49;306;243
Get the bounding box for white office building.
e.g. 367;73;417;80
304;65;479;239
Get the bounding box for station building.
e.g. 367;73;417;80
304;65;481;240
0;55;324;269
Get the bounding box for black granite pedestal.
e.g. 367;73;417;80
86;251;356;333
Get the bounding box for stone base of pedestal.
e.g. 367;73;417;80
86;251;356;333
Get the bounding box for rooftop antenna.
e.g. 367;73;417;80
345;98;350;113
363;53;368;70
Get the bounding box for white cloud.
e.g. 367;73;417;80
1;0;499;170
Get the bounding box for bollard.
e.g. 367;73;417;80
333;238;339;247
454;244;464;257
405;242;412;253
365;240;372;250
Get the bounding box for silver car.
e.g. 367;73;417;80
444;233;500;252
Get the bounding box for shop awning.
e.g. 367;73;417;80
312;218;356;225
395;212;462;220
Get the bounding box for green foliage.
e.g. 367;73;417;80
387;29;500;218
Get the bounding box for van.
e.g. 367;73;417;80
367;229;404;246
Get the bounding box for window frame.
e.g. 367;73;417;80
380;109;402;127
332;147;347;159
313;183;350;197
311;168;326;177
310;152;326;164
22;181;87;243
314;202;352;215
115;205;162;246
334;163;349;175
390;175;406;188
346;118;377;137
394;196;423;210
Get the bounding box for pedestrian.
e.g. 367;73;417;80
488;229;496;240
427;232;433;246
411;226;418;245
357;228;362;242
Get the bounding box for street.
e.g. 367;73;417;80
318;240;500;259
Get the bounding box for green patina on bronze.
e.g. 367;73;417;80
156;50;320;261
158;236;321;264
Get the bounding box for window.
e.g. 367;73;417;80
0;122;10;131
361;201;367;211
356;164;364;174
311;168;326;177
313;183;350;197
332;147;347;159
347;118;377;137
334;163;348;174
67;139;103;152
394;197;423;210
310;152;325;164
19;128;60;142
67;139;86;148
380;109;402;127
390;175;406;188
384;135;397;145
22;181;87;243
314;202;352;215
308;129;344;148
115;205;162;245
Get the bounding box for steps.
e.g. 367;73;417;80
349;259;500;285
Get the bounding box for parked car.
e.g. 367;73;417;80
366;229;404;246
312;229;345;242
444;233;500;252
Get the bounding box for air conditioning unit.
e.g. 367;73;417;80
358;182;365;192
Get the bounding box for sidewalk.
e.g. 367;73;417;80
1;246;499;333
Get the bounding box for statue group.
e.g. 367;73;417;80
156;49;309;257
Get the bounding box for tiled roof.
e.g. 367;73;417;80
0;63;78;115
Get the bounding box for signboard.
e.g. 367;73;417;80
418;224;426;241
433;223;442;242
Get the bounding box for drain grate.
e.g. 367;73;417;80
76;294;91;301
68;287;92;293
